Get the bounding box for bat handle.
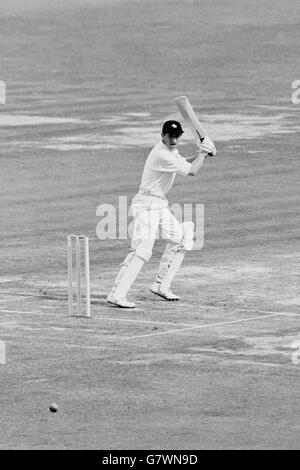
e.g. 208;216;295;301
196;130;205;143
196;130;214;156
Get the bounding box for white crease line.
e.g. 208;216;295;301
237;308;300;316
121;313;291;340
0;309;61;316
0;308;299;329
224;359;283;368
0;309;200;327
275;312;300;317
0;295;36;303
96;317;194;327
181;304;219;309
0;292;39;297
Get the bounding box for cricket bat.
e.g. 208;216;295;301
174;96;207;142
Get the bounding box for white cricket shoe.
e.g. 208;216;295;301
107;293;136;309
150;282;180;301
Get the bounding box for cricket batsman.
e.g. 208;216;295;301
107;120;216;308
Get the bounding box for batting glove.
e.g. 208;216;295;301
197;136;216;157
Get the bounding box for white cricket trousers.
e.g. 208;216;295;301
130;192;184;261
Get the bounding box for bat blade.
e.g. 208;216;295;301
174;96;206;142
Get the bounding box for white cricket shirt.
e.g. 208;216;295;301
139;142;192;198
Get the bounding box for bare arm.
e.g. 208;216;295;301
187;137;216;176
188;152;206;176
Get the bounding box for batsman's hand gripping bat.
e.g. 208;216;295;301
174;96;215;156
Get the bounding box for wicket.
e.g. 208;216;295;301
67;235;91;317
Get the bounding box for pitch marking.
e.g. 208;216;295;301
0;295;36;303
0;309;61;316
0;309;209;328
121;312;297;340
96;316;194;327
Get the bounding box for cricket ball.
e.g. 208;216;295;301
49;403;58;413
